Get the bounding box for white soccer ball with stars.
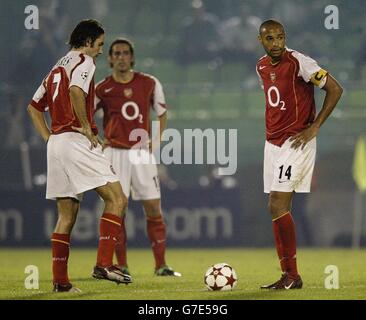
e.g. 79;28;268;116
204;263;238;291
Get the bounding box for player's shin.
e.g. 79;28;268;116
51;233;71;285
97;213;122;267
146;215;166;269
115;214;127;267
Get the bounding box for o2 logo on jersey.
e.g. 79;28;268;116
121;101;143;123
267;85;286;111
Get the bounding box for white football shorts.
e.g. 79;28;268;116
46;132;119;201
104;147;161;201
263;137;316;193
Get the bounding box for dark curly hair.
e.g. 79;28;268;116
68;19;104;49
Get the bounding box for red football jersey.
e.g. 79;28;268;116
30;51;98;135
95;72;167;148
256;48;326;146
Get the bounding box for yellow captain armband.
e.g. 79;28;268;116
310;69;328;88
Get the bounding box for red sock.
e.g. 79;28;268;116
51;233;70;285
115;215;127;267
272;212;298;277
97;213;121;267
272;222;286;272
147;215;166;269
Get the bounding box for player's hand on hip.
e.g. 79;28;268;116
72;125;98;150
290;125;319;150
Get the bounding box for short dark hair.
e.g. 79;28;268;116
68;19;104;49
109;38;135;67
259;19;284;35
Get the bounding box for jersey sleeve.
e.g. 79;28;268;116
292;51;328;88
151;77;167;116
256;66;264;90
30;80;48;112
69;56;96;94
94;83;105;113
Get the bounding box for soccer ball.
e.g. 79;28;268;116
204;263;238;291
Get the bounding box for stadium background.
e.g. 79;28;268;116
0;0;365;249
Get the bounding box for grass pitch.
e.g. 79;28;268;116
0;248;365;300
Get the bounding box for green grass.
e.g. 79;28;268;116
0;248;365;300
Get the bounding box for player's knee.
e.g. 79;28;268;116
116;187;128;209
268;200;276;216
144;201;161;217
268;192;290;217
117;190;129;213
122;198;128;215
111;194;125;214
102;189;124;213
119;195;128;214
268;199;289;218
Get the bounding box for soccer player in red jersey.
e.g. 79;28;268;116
27;20;132;292
256;20;343;289
95;38;180;277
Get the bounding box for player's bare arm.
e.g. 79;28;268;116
159;111;168;137
27;105;51;143
150;111;167;153
70;85;99;149
290;74;343;150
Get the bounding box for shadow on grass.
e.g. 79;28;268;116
7;290;99;300
204;289;303;300
70;277;97;282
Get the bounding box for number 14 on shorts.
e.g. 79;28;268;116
279;165;292;181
